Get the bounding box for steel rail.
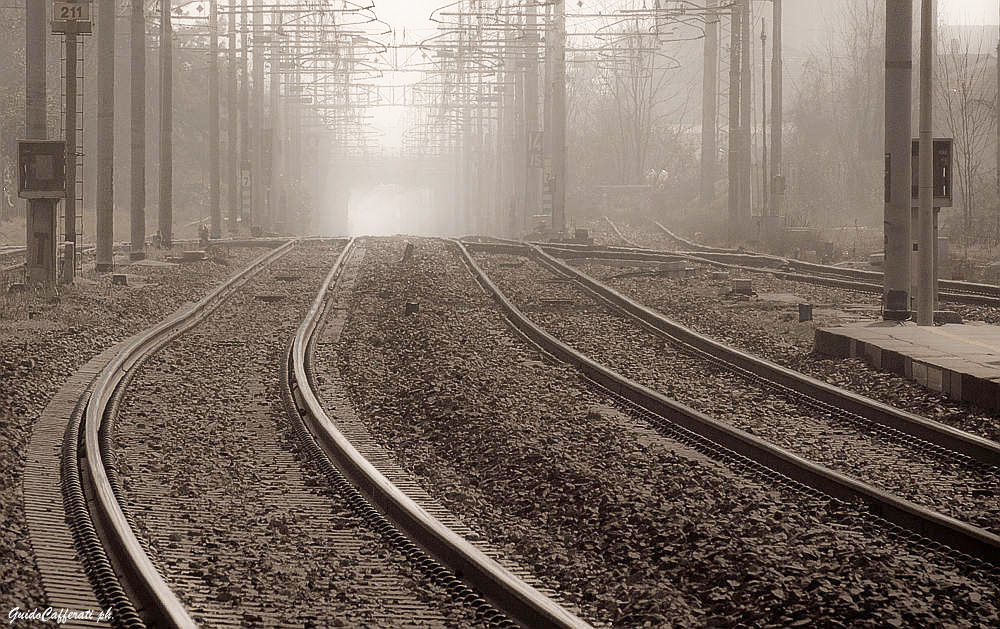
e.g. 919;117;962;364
529;238;1000;307
527;243;1000;466
652;219;1000;299
81;240;297;628
288;238;590;629
458;239;1000;565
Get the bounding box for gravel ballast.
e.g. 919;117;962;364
476;253;1000;536
572;258;1000;445
112;242;479;627
1;247;261;611
332;237;999;627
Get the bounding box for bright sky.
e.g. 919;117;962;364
365;0;999;150
939;0;997;25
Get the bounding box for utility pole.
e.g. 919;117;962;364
269;13;282;231
241;0;250;228
459;10;471;234
551;0;566;234
130;0;146;260
513;10;527;236
209;0;221;238
25;0;56;285
228;6;238;233
727;2;741;241
525;2;541;234
96;0;114;272
916;0;935;325
252;0;265;231
739;0;751;227
497;29;510;236
770;0;783;221
291;24;302;228
501;25;516;236
159;0;173;249
476;31;486;235
63;24;78;282
884;0;912;320
700;0;718;205
760;18;767;217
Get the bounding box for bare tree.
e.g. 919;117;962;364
785;0;884;227
936;32;996;247
595;19;688;185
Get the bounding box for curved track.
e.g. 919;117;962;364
460;240;1000;566
62;237;587;628
68;241;296;627
586;217;1000;307
286;238;589;629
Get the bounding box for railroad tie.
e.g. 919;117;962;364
22;343;128;628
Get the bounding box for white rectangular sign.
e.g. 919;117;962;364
53;1;90;21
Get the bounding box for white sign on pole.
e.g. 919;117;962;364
53;1;90;21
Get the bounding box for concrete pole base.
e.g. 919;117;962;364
908;310;963;325
883;309;911;322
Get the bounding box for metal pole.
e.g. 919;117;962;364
543;0;553;211
884;0;912;319
700;0;718;205
252;0;265;231
209;0;220;238
525;2;540;234
63;30;78;283
502;27;516;236
551;0;566;234
498;32;511;236
460;10;470;234
513;10;526;236
917;0;935;325
727;2;741;241
270;14;281;231
25;0;56;285
292;23;301;226
241;0;250;228
739;0;751;227
760;18;767;218
159;0;173;249
26;3;46;139
771;0;783;220
130;0;146;260
475;0;487;234
96;0;115;271
227;7;238;233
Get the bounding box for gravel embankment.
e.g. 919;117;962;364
573;259;1000;444
604;217;680;250
0;247;261;612
477;253;1000;535
112;242;478;628
333;238;999;627
578;218;632;247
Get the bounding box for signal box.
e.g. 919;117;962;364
911;138;953;208
17;140;67;199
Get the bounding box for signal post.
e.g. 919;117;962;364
52;0;92;283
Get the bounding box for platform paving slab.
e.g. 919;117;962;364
815;321;1000;412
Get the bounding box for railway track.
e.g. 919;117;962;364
650;219;1000;304
58;237;584;628
546;221;1000;308
62;241;298;627
286;239;588;629
463;240;1000;566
